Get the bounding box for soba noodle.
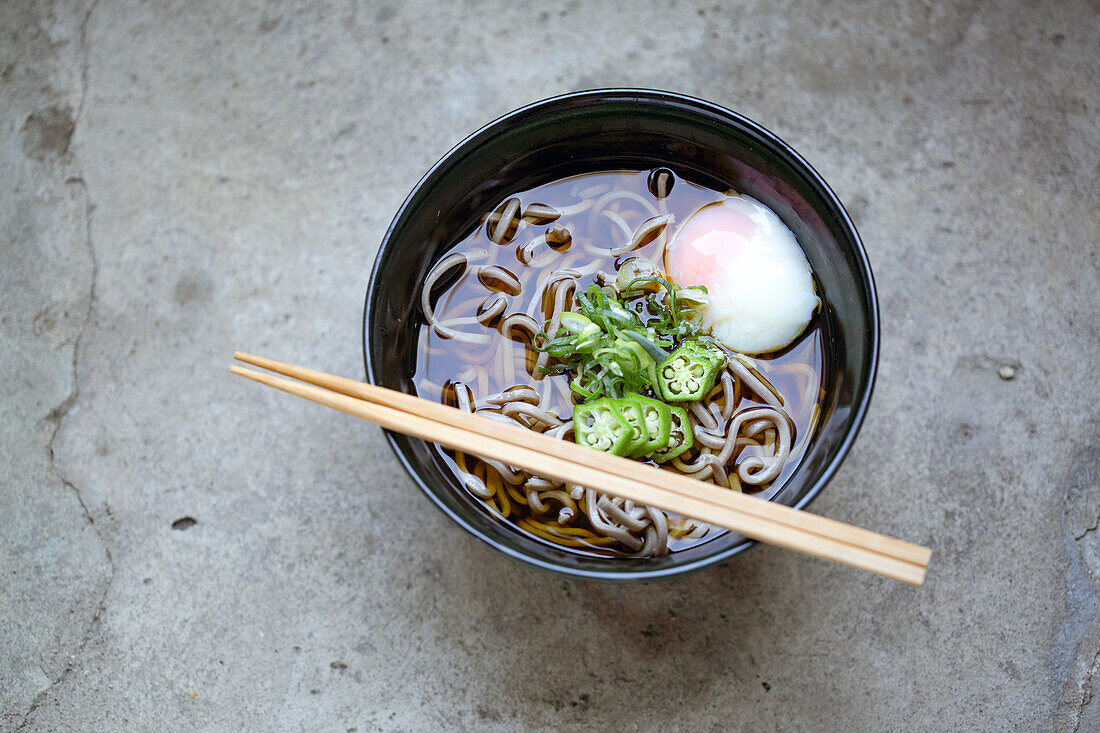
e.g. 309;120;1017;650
414;170;823;557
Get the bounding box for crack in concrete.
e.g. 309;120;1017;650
16;1;112;728
73;0;101;131
1067;476;1100;727
1058;437;1100;729
1061;533;1100;731
18;178;114;733
1072;646;1100;733
1068;518;1100;730
1075;514;1100;543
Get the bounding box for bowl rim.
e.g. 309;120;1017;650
363;88;879;581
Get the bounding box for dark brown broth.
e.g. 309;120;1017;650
413;170;823;556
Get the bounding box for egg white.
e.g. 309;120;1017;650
664;195;820;355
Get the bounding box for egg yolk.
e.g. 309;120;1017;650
664;203;757;291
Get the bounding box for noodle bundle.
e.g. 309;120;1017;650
415;170;823;557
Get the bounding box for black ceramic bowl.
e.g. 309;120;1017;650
364;89;878;581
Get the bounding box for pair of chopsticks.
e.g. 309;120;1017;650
232;352;931;585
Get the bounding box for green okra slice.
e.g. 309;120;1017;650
572;398;634;456
608;397;650;457
621;393;672;458
657;339;726;402
653;405;694;464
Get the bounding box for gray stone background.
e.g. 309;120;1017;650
2;0;1097;730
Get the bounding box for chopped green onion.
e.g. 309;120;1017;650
535;262;711;402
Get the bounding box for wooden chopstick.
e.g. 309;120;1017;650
232;353;931;585
234;353;931;567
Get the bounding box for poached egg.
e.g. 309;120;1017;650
664;195;819;355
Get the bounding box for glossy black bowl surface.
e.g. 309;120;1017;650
364;89;878;581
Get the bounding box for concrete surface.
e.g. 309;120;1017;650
2;0;1097;730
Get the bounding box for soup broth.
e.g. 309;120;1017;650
413;169;823;557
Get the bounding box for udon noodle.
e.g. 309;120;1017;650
415;170;823;557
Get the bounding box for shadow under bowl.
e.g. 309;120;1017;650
364;89;878;581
